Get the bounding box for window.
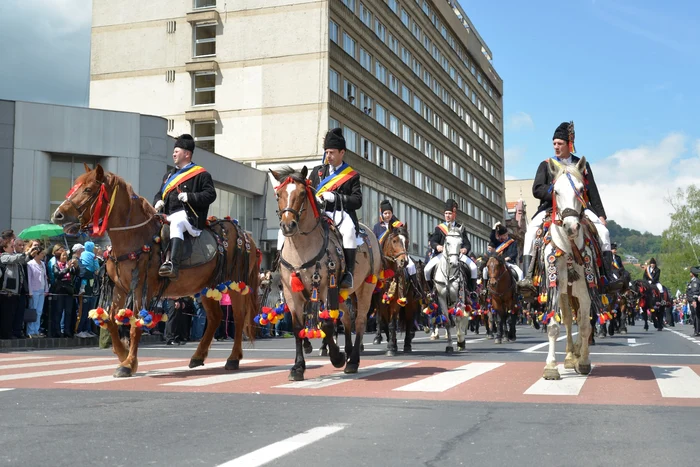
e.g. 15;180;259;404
360;48;372;72
389;155;400;177
193;23;216;57
375;60;386;84
400;8;409;27
344;79;357;105
360;136;374;161
50;155;97;217
412;95;422;114
193;72;215;105
359;3;372;27
209;187;253;231
415;170;423;189
388;34;399;55
375;103;387;127
374;19;386;42
388;0;397;14
403;163;412;183
342;32;356;59
401;84;410;104
329;68;340;93
388;73;399;94
401;47;411;65
376;146;386;168
194;0;215;9
402;124;411;144
341;0;355;12
329;20;339;43
360;92;373;115
389;114;399;136
344;126;358;153
193;121;215;153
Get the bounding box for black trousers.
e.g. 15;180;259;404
0;295;20;339
12;294;27;338
164;303;187;341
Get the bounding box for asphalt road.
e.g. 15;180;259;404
2;323;699;467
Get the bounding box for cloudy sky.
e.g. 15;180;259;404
1;0;698;235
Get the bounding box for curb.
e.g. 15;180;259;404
0;334;164;351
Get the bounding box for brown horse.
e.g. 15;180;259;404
376;223;412;356
271;166;381;380
51;164;259;377
486;255;517;344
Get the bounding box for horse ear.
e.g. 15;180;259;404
269;169;282;182
300;166;308;179
547;158;559;177
83;163;91;173
95;164;105;181
576;156;587;174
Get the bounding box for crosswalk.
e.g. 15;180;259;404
0;354;699;405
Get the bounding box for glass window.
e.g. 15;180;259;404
388;73;399;94
360;136;374;161
375;102;386;127
402;124;411;144
375;60;386;84
360;92;373;115
360;48;372;72
193;23;216;57
401;84;410;104
359;2;372;27
344;79;357;105
342;32;356;59
388;34;399;55
329;68;339;93
374;19;386;42
400;8;409;27
389;155;400;177
389;114;399;135
193;121;215;153
329;20;339;43
50;155;97;217
193;72;215;105
376;146;386;168
412;95;422;114
344;126;358;153
388;0;397;14
402;163;412;183
341;0;355;13
194;0;216;8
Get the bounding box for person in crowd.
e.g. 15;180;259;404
216;291;235;341
165;298;188;345
51;251;78;338
26;246;49;338
12;238;29;338
76;241;100;338
1;238;36;339
190;298;206;342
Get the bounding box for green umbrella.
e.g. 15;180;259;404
18;224;65;240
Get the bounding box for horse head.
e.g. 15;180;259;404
444;230;462;267
548;156;587;240
486;255;506;288
382;223;409;268
52;163;112;235
270;166;317;237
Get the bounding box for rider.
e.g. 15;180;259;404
483;221;523;282
517;121;623;296
611;243;630;284
154;134;216;280
372;199;422;299
643;258;662;293
423;198;478;291
310;128;362;289
686;266;700;336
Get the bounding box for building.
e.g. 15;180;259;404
90;0;505;257
0;99;275;265
505;179;537;228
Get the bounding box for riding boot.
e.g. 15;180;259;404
159;237;183;280
516;255;537;299
467;278;477;293
602;251;624;293
340;248;356;289
409;273;423;300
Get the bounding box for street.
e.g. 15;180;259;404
2;323;700;467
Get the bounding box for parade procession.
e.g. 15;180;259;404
2;0;700;466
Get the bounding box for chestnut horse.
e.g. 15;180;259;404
51;164;259;377
486;256;518;344
271;166;381;380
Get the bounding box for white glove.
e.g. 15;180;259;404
178;192;188;203
320;192;336;203
154;200;165;212
315;196;323;205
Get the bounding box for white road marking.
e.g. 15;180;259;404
651;366;700;398
276;361;417;389
521;332;578;353
394;362;504;393
527;350;700;357
217;424;347;467
668;329;700;346
0;359;176;382
524;364;593;396
164;361;331;387
0;357;112;371
0;356;50;363
627;338;636;344
0;388;15;392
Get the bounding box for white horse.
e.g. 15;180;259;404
542;157;595;379
432;229;468;353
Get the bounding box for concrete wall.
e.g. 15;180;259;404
505;179;538;225
0;101;15;230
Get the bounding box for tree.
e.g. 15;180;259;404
661;185;700;293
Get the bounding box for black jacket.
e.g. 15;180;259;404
644;266;661;284
154;163;217;230
310;164;362;231
489;229;518;262
372;215;403;241
612;254;625;272
429;222;471;255
687;277;700;300
532;155;606;218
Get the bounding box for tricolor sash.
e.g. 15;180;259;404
436;223;450;236
378;220;404;243
495;238;514;255
613;257;621;269
316;163;358;195
161;163;206;200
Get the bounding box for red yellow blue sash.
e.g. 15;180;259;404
437;223;450;236
161;164;206;199
495;238;514;255
378;220;404;243
316;163;358;195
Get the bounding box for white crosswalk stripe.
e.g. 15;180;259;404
651;366;700;398
0;356;50;363
0;357;112;371
0;359;176;382
164;361;332;387
276;361;417;389
524;364;594;396
394;362;504;392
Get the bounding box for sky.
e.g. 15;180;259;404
0;0;698;235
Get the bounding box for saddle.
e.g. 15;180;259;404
160;224;218;269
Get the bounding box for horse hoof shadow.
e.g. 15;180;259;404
543;368;561;380
445;346;454;354
319;348;328;357
225;359;239;371
303;341;313;354
331;352;346;369
288;368;305;381
344;362;359;374
189;358;204;369
113;366;132;378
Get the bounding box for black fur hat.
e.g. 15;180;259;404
691;266;700;275
323;128;346;151
649;258;657;265
496;224;508;235
380;200;393;213
444;198;458;211
174;134;195;152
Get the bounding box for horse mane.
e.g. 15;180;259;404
106;171;157;215
275;166;308;183
552;161;584;184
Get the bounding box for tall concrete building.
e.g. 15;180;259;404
90;0;504;257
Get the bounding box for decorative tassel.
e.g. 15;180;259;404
291;271;304;292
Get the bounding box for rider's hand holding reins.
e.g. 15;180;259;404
177;192;188;203
154;200;165;212
320;192;335;203
436;245;444;253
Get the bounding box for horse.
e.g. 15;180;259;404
376;223;415;356
51;164;259;377
536;157;599;379
485;255;518;344
271;166;381;380
432;229;469;353
632;280;669;331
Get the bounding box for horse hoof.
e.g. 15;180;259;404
475;329;480;335
543;368;561;380
430;335;438;341
225;359;239;371
445;346;454;354
423;326;430;334
575;363;591;375
494;338;502;344
113;366;132;378
331;352;346;369
189;358;204;369
288;368;304;381
457;342;465;351
373;336;382;345
386;349;396;357
564;358;575;370
344;363;359;374
361;344;365;352
319;348;328;357
487;334;494;340
303;341;313;354
621;330;627;335
403;345;412;353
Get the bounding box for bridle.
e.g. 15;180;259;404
64;178;119;236
551;171;586;227
275;177;321;236
487;257;511;297
382;230;409;265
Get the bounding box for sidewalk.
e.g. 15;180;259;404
0;333;164;350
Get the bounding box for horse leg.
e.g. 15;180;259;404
320;320;345;369
106;294;128;363
543;314;561;380
642;309;649;331
403;305;414;353
189;297;222;369
225;295;247;370
346;286;372;373
560;296;576;369
386;312;397;357
574;292;593;375
508;311;517;342
114;324;143;378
